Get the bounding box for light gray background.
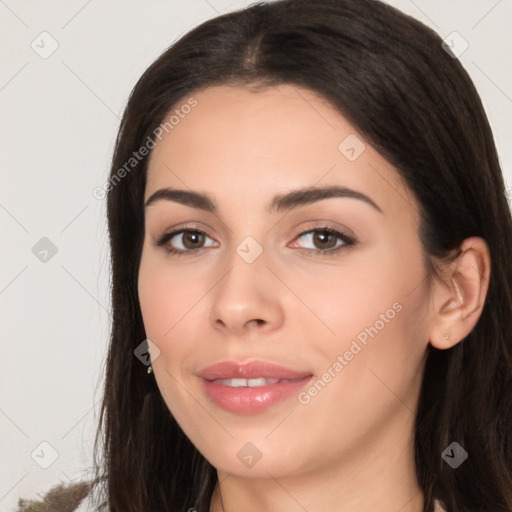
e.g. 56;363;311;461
1;0;511;510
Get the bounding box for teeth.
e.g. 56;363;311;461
248;377;279;387
215;377;280;387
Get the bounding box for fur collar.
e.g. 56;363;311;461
16;481;93;512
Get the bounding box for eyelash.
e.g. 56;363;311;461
154;225;356;257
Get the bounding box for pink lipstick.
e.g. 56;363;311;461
197;360;313;414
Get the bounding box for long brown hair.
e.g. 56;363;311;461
89;0;512;510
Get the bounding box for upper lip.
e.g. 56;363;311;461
197;360;312;381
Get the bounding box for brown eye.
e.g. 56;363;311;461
293;227;355;254
155;229;217;255
180;231;205;249
311;230;339;250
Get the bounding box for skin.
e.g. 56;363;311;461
137;84;491;512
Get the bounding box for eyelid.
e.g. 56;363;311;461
291;220;356;242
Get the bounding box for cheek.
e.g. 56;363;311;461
294;246;428;392
137;258;205;407
289;270;427;466
288;251;409;348
138;254;209;341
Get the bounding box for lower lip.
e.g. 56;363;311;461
201;376;313;414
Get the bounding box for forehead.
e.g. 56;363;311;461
145;84;417;223
149;83;352;167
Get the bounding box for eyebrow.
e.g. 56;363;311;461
144;185;383;214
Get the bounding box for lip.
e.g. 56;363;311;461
197;360;313;414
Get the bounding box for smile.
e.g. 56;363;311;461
197;360;313;414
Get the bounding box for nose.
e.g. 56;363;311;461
209;246;285;338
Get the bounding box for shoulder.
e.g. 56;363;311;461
16;480;101;512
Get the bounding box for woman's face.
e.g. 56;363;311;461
138;84;433;479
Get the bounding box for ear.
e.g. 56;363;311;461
429;237;491;350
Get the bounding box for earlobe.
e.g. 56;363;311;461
430;281;463;349
428;237;491;350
